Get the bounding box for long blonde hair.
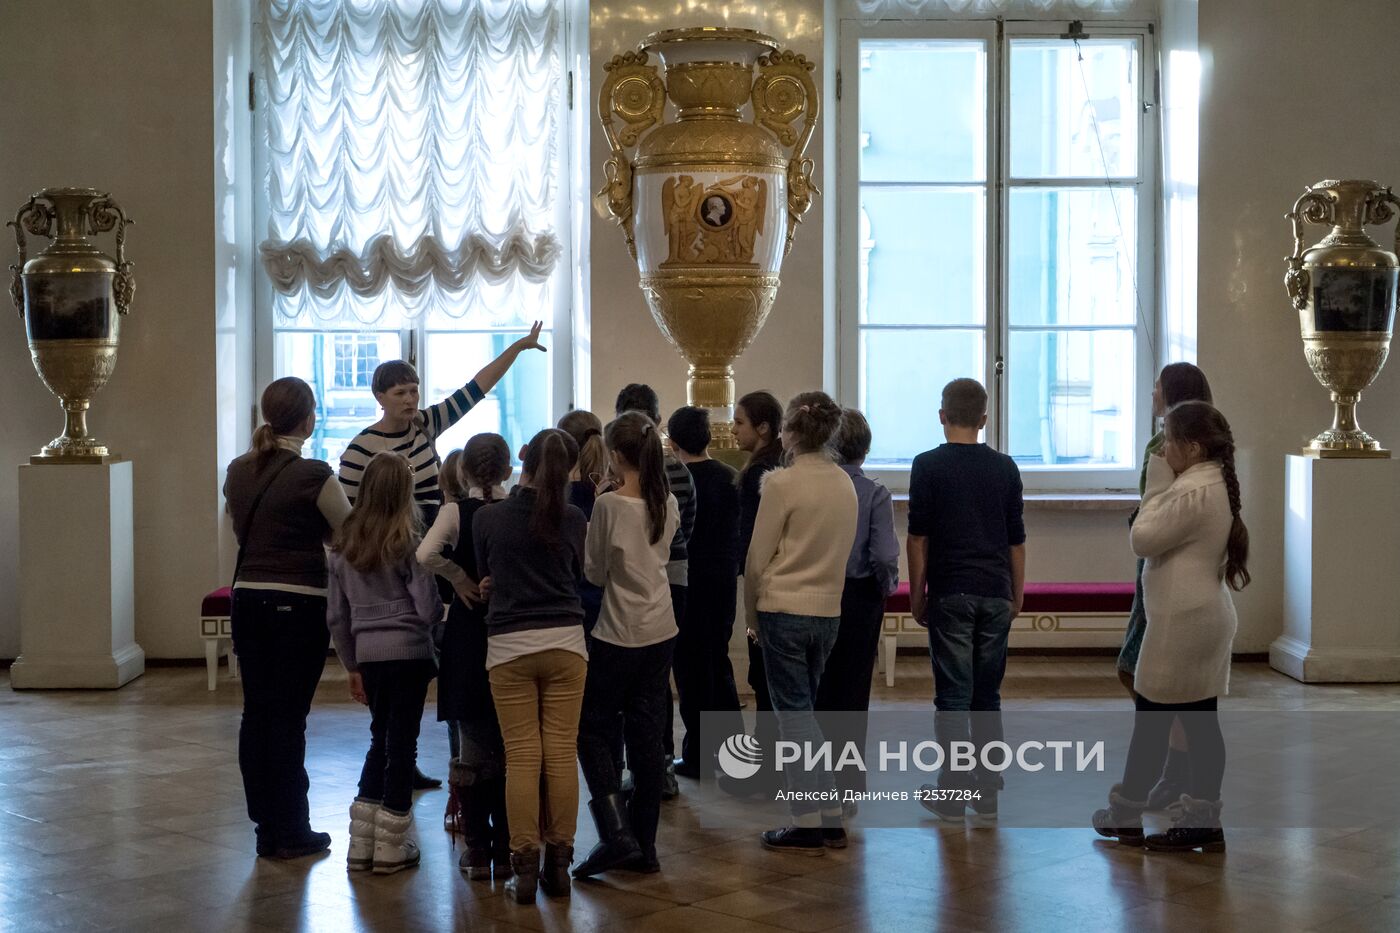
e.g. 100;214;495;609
334;452;420;573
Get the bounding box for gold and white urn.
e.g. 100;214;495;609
597;27;817;446
1285;179;1399;458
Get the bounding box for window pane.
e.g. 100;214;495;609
1010;38;1139;178
861;329;985;464
1007;329;1134;468
1009;187;1138;326
274;330;400;465
861;189;986;326
425;330;552;465
859;40;986;183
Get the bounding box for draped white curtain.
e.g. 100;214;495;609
846;0;1151;16
258;0;563;325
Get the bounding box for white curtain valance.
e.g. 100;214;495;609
847;0;1152;17
258;0;563;325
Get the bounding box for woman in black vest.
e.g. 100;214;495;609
224;377;351;858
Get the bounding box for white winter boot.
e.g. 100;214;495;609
372;806;421;875
347;798;379;871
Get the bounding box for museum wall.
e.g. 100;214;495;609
5;0;1395;658
0;0;230;660
1197;0;1400;652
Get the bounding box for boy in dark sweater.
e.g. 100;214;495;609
907;378;1025;820
665;407;745;777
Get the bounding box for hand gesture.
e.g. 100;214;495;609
513;321;548;355
454;578;484;607
348;671;368;705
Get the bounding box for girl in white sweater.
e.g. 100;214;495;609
574;411;680;878
1094;401;1249;854
747;391;858;855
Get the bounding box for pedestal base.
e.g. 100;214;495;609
12;460;144;690
10;643;146;689
1271;455;1400;683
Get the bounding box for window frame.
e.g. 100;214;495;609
250;0;581;456
838;17;1158;493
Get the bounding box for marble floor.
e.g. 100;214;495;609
3;656;1400;932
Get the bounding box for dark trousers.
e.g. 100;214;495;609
742;577;779;769
1124;694;1225;801
578;637;675;857
928;592;1014;789
676;569;743;765
815;575;886;794
231;589;329;847
357;659;437;813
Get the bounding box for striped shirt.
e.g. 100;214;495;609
665;453;696;585
338;381;484;518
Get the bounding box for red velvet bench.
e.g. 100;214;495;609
200;586;238;691
878;581;1136;686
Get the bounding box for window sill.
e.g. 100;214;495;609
891;492;1139;511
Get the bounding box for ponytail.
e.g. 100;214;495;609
1165;400;1250;591
606;411;669;544
252;377;316;472
558;410;607;481
521;428;579;543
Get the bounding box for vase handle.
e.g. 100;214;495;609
753;50;820;256
596;51;665;260
1284;188;1334;312
89;195;135;316
7;196;52;318
1369;186;1400;319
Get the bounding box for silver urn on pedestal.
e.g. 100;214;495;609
9;187;133;462
1285;179;1399;458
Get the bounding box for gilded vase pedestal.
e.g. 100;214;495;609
1284;179;1399;458
597;27;818;447
8;188;142;689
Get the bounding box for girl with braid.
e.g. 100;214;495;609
418;434;514;880
1094;401;1249;854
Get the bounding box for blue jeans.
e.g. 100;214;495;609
927;593;1013;788
759;611;840;821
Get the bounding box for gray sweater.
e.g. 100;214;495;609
327;551;442;673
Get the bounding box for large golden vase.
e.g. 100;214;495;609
1285;179;1399;458
9;187;134;462
597;27;817;446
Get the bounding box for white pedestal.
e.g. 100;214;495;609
1271;455;1400;682
11;461;145;689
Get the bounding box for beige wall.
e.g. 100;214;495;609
6;1;1395;658
1198;0;1400;652
0;0;231;659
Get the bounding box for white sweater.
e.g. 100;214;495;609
1130;456;1239;704
745;453;858;620
585;492;681;648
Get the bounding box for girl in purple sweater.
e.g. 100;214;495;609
328;452;443;875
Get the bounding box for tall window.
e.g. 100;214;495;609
840;21;1155;488
254;0;570;464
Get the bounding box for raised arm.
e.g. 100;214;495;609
472;320;547;396
422;321;548;438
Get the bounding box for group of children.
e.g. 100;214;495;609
230;333;1249;905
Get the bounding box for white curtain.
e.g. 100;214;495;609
847;0;1152;16
258;0;562;325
